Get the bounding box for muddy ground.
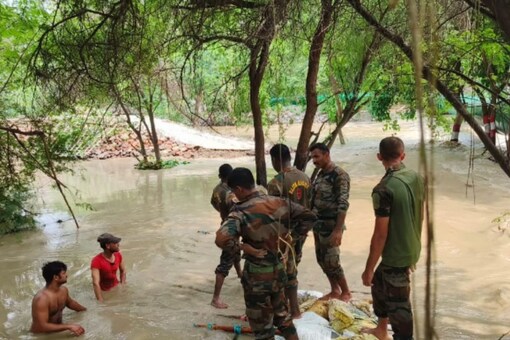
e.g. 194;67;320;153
84;128;253;160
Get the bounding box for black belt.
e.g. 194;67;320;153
318;216;336;220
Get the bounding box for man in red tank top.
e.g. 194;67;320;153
91;233;126;302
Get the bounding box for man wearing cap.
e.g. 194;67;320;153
91;233;126;302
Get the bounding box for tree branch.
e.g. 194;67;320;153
463;0;495;20
347;0;510;177
172;0;266;10
0;126;45;137
437;66;510;106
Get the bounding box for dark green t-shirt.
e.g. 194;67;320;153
372;164;425;267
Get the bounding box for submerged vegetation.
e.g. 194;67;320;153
134;159;190;170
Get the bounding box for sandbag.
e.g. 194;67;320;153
328;300;355;331
306;299;329;319
329;299;378;339
294;311;338;340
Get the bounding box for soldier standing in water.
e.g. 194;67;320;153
210;164;242;308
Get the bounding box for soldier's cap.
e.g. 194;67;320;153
97;233;121;244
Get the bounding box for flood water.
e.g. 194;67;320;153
0;121;509;339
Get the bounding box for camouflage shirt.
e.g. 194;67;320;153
267;167;311;209
216;191;317;266
210;182;234;222
310;165;350;220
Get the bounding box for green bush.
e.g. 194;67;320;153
0;185;36;235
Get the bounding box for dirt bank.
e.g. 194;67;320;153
85;128;253;160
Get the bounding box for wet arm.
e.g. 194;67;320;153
119;259;126;284
362;216;389;286
210;192;220;213
66;288;86;312
91;268;103;302
240;242;267;258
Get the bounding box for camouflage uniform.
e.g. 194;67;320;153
267;167;311;289
210;182;239;277
211;182;234;222
216;191;317;340
371;164;424;340
310;165;350;280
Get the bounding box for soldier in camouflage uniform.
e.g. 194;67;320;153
216;168;317;340
210;164;241;309
361;137;424;340
309;143;352;302
267;143;311;319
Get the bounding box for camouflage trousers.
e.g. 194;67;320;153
313;230;344;280
372;264;414;340
241;261;297;340
214;249;241;277
284;233;307;289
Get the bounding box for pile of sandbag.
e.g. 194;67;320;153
299;292;379;340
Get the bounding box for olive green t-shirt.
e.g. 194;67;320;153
267;167;311;208
372;164;425;267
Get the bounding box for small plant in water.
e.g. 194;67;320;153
135;159;190;170
492;212;510;234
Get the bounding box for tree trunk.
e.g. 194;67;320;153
250;85;266;186
195;92;203;126
437;80;509;176
147;80;161;164
147;111;161;164
451;113;464;142
449;85;465;142
249;42;271;187
347;0;510;177
479;0;510;43
329;72;346;145
294;0;335;171
114;87;149;162
507;125;510;160
246;0;290;186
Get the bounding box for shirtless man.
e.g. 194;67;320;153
31;261;86;336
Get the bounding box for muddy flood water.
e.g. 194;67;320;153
0;121;509;340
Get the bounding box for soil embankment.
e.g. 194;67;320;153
85;119;255;160
85;129;253;160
